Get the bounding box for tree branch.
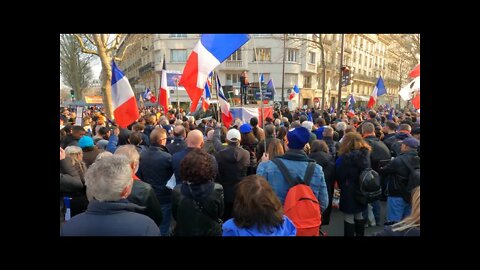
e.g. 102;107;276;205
106;34;123;53
114;39;138;62
74;34;99;56
84;34;96;47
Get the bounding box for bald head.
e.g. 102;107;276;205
186;129;204;148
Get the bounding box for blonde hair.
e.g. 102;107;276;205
64;145;87;182
392;186;420;232
267;138;285;160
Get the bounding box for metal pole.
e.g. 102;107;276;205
337;34;345;112
251;35;267;155
319;34;326;113
398;60;402;109
213;72;221;123
175;78;180;112
281;34;286;107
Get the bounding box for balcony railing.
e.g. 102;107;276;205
307;63;316;71
225;60;243;68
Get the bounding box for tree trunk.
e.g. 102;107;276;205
93;34;114;120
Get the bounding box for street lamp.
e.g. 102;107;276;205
174;78;180;111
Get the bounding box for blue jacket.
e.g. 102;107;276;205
60;199;160;236
257;149;329;213
222;215;296;236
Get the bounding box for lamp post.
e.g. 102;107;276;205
336;34;345;112
175;78;180;111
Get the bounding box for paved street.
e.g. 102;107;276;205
322;201;387;236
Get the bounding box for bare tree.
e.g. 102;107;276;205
73;34;146;119
60;34;94;101
388;34;420;68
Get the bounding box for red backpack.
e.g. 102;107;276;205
272;159;321;236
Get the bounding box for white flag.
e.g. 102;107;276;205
399;77;420;101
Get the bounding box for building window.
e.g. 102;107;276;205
171;49;187;62
228;49;242;61
370;57;372;68
287;49;299;62
170;34;187;38
155;51;162;63
253;48;271;62
309;51;316;64
226;73;242;86
359;54;362;65
353;52;357;63
304;75;312;88
285;73;298;87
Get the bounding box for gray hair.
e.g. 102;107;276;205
301;121;314;131
336;122;347;132
65;145;82;155
323;126;334;137
274;118;281;126
114;144;140;165
174;119;183;126
95;151;113;162
85;155;133;202
282;117;289;123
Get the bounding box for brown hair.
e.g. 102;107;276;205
311;140;329;154
233;175;284;232
180;148;216;184
276;126;288;141
338;132;371;156
267;138;285;159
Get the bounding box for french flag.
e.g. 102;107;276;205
179;34;250;112
230;107;273;127
111;61;139;128
158;58;169;111
367;76;386;109
216;74;233;128
289;84;299;100
201;73;212;112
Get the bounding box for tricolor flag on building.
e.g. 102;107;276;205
179;34;250;112
158;57;169;111
216;74;233;128
111;61;139;128
367;76;387;109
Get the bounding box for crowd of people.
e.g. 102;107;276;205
59;104;420;237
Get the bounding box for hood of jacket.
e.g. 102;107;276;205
180;181;215;201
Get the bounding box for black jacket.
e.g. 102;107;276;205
128;178;163;226
309;151;335;225
172;182;224;236
385;132;410;157
374;225;420;236
336;149;370;214
60;157;86;223
364;135;392;172
379;150;419;201
137;145;173;204
214;144;250;203
166;137;187;156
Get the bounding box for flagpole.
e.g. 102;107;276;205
252;35;267;155
337;34;345;112
214;71;222;124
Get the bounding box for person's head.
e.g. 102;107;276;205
276;126;288;141
392;186;420;232
206;129;214;140
174;119;183;126
290;120;301;128
286;127;310;150
128;131;143;146
322;126;334;138
65;145;84;165
97;126;110;139
72;125;86;139
310;140;329;154
274;118;281;126
132;123;145;132
173;125;186;138
250;117;259;127
85;155;133;202
146;114;157;125
301;121;314;132
368;110;377;120
299;115;307;123
94;151;113;162
114;144;140;174
226;128;241;145
150;127;167;146
315;117;326;127
335;121;347;132
344;125;356;135
267;138;285;159
383;121;398;134
361;122;375;137
264;124;275;137
186;129;204;148
338;132;372;156
180;148;216;184
78;135;95;150
411;127;420;140
234;118;243;129
398;124;412;134
232;175;284;232
401;137;420;153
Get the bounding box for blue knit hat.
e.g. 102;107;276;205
287;127;310;149
239;123;252;134
79;136;94;148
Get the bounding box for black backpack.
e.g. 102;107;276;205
355;168;382;205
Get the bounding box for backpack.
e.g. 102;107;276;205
355;168;382;205
272;158;321;236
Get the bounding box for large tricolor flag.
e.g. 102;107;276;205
143;88;152;100
409;64;420;78
230;107;274;127
289;84;299;100
266;78;276;97
216;74;233;128
409;64;420;110
345;94;355;113
202;74;212;112
179;34;250;112
158;58;169;111
399;76;420;101
111;61;139;128
367;76;387;109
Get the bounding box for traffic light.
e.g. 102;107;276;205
341;66;351;86
70;89;74;97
